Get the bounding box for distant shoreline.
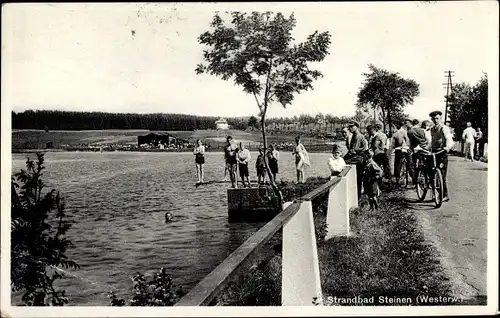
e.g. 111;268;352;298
12;146;338;154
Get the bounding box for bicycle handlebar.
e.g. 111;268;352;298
415;148;447;156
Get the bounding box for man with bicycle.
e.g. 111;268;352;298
391;121;413;185
426;110;454;202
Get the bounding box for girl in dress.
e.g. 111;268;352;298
193;139;205;185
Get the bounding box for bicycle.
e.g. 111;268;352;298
393;145;410;188
414;147;447;208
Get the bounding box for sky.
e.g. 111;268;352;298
2;2;498;122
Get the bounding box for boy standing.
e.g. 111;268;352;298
256;147;267;184
363;148;383;210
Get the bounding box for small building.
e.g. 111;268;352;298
215;118;229;130
138;132;180;147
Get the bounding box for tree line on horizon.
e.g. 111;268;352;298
11;110;221;131
11;109;371;132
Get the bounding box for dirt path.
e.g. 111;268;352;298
404;156;487;301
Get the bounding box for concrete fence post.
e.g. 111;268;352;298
346;165;358;209
326;177;350;239
282;201;323;306
484;143;488;158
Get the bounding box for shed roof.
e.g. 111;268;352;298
215;118;228;123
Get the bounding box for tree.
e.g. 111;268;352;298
195;11;331;197
448;74;488;142
248;115;259;130
11;153;79;306
314;113;324;131
357;64;420;135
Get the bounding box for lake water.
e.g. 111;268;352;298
11;151;332;305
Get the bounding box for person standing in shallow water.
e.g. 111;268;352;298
193;139;205;185
224;136;239;188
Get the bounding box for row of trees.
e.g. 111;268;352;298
12;110;220;131
12;109;372;133
262;110;371;132
447;74;488;142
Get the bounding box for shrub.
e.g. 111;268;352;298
109;268;185;306
11;152;79;306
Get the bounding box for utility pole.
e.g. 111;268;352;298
443;70;454;125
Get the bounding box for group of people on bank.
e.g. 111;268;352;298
193;110;479;210
340;110;462;210
192;135;312;188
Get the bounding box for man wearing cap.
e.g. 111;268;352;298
429;110;454;202
344;120;368;197
341;126;352;149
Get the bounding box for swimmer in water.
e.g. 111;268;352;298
165;212;173;223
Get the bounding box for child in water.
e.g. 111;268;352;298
363;148;383;210
256;147;267;184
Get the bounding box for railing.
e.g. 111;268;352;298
175;165;358;306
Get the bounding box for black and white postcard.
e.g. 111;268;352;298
1;2;498;317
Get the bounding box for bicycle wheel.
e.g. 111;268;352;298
415;168;427;201
433;169;444;208
399;159;408;188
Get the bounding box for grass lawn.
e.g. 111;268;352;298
216;180;476;306
318;185;465;306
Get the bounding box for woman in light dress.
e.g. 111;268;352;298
293;136;310;183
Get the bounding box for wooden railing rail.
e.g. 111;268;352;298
175;165;357;306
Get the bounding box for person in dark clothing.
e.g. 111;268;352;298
363;148;383;210
407;119;431;182
368;124;390;189
428;111;454;202
224;136;239;188
267;144;279;182
343;120;368;197
256;147;267;184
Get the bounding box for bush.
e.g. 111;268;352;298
11;152;79;306
109;268;185;306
